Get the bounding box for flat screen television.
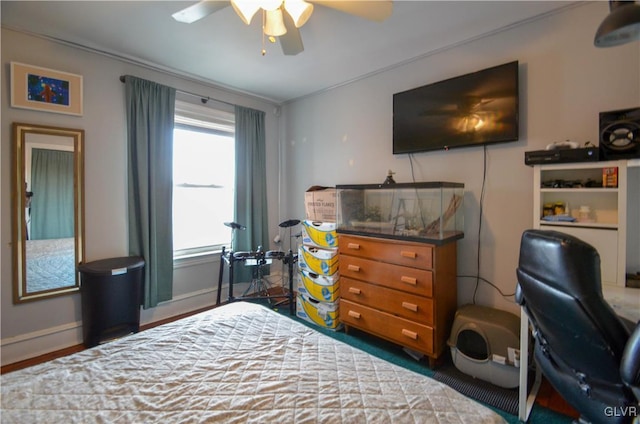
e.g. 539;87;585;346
393;61;519;154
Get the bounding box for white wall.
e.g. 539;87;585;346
281;2;640;315
1;28;283;365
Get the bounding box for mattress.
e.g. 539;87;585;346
1;302;507;423
26;237;75;292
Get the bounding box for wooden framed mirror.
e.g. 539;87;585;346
12;122;85;303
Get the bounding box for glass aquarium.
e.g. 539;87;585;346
336;182;464;244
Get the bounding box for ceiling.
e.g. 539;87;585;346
1;1;578;104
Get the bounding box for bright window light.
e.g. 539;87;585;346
172;104;235;257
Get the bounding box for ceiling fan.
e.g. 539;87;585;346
419;97;503;123
421;97;496;115
172;0;393;55
420;96;511;133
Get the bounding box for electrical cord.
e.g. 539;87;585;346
470;145;516;302
411;149;512;301
458;275;516;299
471;145;488;303
409;153;417;183
408;154;427;228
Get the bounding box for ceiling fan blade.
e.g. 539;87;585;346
172;0;230;24
311;1;392;22
280;10;304;55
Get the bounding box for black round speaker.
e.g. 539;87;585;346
600;120;640;152
599;108;640;160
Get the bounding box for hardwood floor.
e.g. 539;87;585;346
0;301;579;419
537;378;580;419
1;344;86;374
0;305;215;375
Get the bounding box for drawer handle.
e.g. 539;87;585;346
400;276;417;285
402;301;418;312
347;243;360;250
348;287;361;295
348;310;361;319
401;250;417;259
402;329;418;340
347;264;360;272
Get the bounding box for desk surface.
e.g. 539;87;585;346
603;284;640;323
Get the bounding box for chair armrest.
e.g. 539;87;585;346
515;283;524;306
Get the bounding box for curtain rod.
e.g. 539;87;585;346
119;75;236;107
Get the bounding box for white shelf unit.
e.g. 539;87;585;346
521;159;640;422
533;160;639;287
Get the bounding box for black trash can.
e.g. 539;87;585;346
79;256;145;347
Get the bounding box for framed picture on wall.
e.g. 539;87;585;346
10;62;83;116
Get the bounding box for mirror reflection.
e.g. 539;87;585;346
13;123;84;303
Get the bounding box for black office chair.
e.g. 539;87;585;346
515;229;640;424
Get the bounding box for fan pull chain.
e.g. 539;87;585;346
261;9;267;56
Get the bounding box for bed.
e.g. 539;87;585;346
1;302;507;423
26;237;76;292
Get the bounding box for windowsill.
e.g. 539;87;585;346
173;249;222;269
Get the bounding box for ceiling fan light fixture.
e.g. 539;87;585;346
264;8;287;37
457;114;485;133
284;0;314;28
594;0;640;47
261;0;284;12
231;0;261;25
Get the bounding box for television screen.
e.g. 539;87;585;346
393;61;519;154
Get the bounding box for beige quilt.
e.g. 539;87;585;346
1;302;506;423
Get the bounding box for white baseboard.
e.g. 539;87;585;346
0;322;84;367
0;287;224;367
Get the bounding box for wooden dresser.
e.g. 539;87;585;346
338;233;458;367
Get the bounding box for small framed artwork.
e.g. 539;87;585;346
11;62;83;116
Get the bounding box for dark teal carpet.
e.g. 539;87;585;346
431;351;523;416
266;301;573;424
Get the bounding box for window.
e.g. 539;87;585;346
173;100;235;258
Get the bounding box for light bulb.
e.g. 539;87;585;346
284;0;313;28
231;0;260;25
264;8;287;37
261;0;283;11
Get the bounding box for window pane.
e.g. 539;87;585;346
173;128;234;253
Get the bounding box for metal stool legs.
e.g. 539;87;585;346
240;250;272;302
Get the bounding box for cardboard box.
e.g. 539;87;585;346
298;245;338;276
296;294;342;330
603;167;618;188
301;220;338;249
305;186;336;222
296;269;339;302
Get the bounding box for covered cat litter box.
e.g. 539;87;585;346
447;304;520;388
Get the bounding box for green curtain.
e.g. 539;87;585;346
234;105;269;282
125;75;176;309
30;148;74;240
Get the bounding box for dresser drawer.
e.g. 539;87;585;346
339;255;433;297
339;234;433;270
340;299;434;355
340;277;433;325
